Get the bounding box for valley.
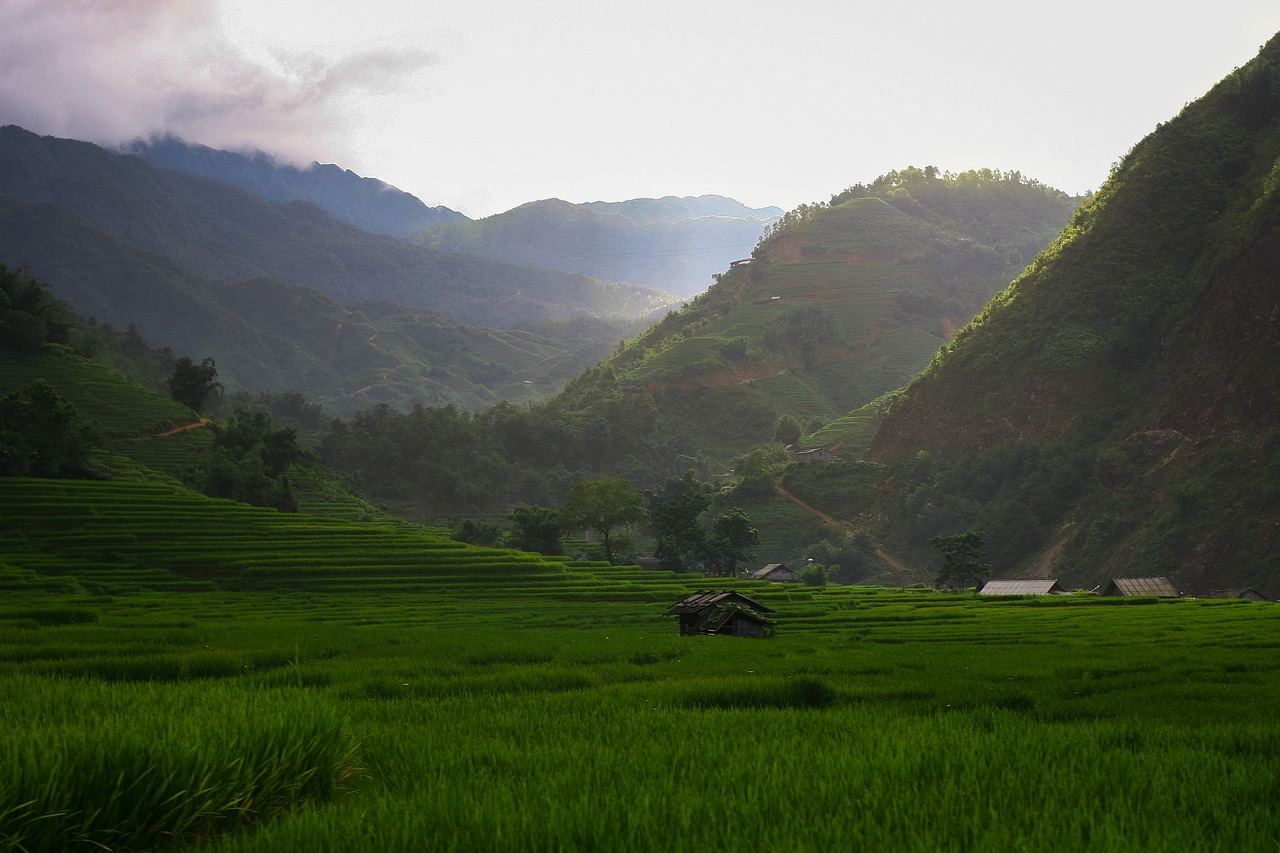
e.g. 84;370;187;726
3;25;1280;853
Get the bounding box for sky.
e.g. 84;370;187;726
2;1;1279;219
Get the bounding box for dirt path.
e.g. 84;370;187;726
157;417;212;437
773;475;915;577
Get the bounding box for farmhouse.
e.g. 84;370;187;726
1100;577;1180;597
1207;587;1272;602
750;563;798;583
664;590;775;638
978;579;1068;596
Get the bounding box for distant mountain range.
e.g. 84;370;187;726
122;135;781;299
0;125;674;413
123;135;467;237
420;196;782;297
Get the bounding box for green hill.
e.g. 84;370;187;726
854;35;1280;595
565;170;1080;468
0;194;648;416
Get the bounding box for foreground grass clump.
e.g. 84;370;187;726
0;677;359;851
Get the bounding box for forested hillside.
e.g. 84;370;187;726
315;170;1080;522
0;126;674;327
124;136;467;237
855;34;1280;595
577;168;1081;465
421;196;782;297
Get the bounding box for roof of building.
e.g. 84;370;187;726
978;579;1068;596
750;563;793;580
1207;587;1272;601
664;590;775;616
1103;577;1180;597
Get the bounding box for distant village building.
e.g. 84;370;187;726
729;258;754;267
1100;577;1180;597
750;563;798;583
792;447;840;464
1207;588;1272;602
664;590;775;637
978;579;1069;596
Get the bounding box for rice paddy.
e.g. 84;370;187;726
2;476;1280;851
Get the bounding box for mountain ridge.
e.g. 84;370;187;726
859;34;1280;594
122;135;468;237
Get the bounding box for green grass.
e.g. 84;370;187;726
3;475;1280;851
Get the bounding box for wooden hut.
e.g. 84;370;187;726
978;579;1068;596
1100;577;1180;597
664;590;775;638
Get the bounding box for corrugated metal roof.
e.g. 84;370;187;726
664;590;774;615
978;579;1067;596
1103;577;1179;597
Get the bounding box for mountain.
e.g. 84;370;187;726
419;196;782;297
0;126;676;328
856;35;1280;595
123;135;468;237
0;194;636;416
558;169;1081;471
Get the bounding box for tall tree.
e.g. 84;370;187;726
0;265;70;353
167;357;223;412
648;473;711;571
560;476;648;564
708;509;759;578
931;530;991;591
509;504;563;555
0;380;92;477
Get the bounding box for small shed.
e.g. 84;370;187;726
1100;577;1180;597
664;590;776;638
750;563;798;583
978;579;1069;596
1208;588;1272;602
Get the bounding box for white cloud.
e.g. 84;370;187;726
0;0;450;165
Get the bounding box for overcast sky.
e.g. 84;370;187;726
2;1;1278;218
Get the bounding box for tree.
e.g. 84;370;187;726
764;305;837;370
773;415;802;446
452;519;503;547
0;265;71;353
931;530;991;591
168;357;223;412
707;509;759;577
647;473;711;571
509;504;563;555
560;476;648;564
0;380;92;477
798;561;832;587
198;409;304;511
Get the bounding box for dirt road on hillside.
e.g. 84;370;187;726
773;475;914;576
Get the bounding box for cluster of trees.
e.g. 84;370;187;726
193;409;307;512
763;306;838;371
0;380;94;478
0;264;72;353
646;473;760;576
